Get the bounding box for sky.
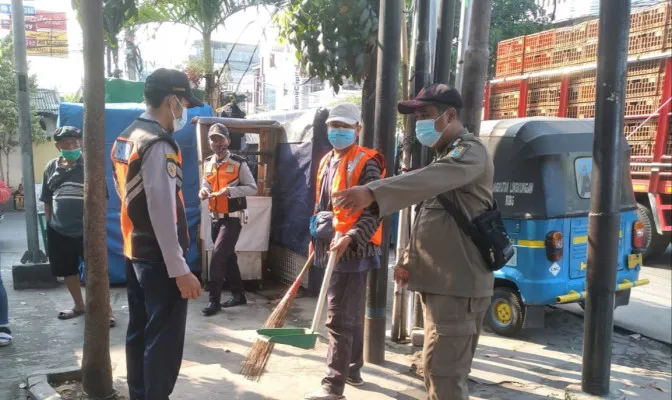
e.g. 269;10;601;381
0;0;275;94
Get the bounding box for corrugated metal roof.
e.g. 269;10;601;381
31;89;60;115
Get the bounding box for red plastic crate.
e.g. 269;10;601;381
497;37;525;58
624;118;659;141
551;46;584;68
490;91;520;110
582;42;598;64
490;108;518;120
528;85;561;106
630;3;670;33
555;27;574;48
625;73;661;99
566;103;595;119
666;22;671;50
627;59;665;76
571;69;597;84
495;56;524;77
628;28;665;55
491;80;522;93
568;83;595;104
526;106;559;117
523;51;553;72
624;97;658;116
525;30;556;53
528;76;560;87
586;19;599;40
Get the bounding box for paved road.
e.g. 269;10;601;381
559;246;672;344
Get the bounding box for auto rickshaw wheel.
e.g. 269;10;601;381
487;287;525;337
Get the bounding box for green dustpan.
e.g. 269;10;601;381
255;233;342;350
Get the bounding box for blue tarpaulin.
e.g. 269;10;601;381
58;103;214;284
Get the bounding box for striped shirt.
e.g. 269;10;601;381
40;157;84;238
314;157;383;272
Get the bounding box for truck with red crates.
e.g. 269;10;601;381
487;2;672;258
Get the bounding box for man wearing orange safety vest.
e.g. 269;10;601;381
199;123;258;316
111;68;203;400
305;103;385;400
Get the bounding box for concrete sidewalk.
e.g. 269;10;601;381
1;212;671;399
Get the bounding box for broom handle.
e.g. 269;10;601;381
310;232;342;333
287;251;315;297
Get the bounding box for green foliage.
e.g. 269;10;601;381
73;0;138;49
488;0;549;75
276;0;380;92
0;36;45;182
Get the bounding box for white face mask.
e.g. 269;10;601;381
170;97;187;132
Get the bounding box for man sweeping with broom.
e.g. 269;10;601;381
304;103;385;400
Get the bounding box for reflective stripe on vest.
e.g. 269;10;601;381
204;154;247;214
110;119;189;261
315;144;385;246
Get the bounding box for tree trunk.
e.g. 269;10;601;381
106;46;112;78
80;0;113;398
202;31;219;109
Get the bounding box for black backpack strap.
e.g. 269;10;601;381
435;194;474;238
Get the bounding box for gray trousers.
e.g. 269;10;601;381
321;270;367;395
421;293;490;400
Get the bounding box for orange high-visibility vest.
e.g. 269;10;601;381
203;153;247;214
110;118;189;261
315;144;385;246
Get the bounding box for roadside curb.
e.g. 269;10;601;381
27;367;81;400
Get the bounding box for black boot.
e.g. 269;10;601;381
202;302;222;316
222;293;247;308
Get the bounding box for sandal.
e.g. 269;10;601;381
0;327;12;347
109;315;116;328
58;309;85;320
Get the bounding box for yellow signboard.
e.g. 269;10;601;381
25;30;68;58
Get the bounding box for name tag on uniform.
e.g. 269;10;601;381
225;164;235;173
113;140;133;163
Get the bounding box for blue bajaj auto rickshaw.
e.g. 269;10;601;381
479;118;649;337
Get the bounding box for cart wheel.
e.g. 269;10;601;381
487;287;525;337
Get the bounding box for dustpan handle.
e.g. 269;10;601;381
310;232;342;333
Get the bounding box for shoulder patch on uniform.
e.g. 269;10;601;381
446;144;471;160
166;153;178;178
113;139;134;163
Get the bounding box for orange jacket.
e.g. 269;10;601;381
315;144;385;246
203;154;247;214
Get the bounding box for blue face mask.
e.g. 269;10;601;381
327;128;356;150
415;112;447;148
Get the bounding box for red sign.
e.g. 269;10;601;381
25;11;66;31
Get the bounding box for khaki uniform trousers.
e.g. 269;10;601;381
421;293;490;400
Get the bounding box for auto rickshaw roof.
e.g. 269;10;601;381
479;117;599;159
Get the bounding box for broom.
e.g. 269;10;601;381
240;251;315;380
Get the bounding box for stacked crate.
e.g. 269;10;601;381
489;81;520;120
523;30;555;73
526;76;561;116
495;37;525;77
628;2;670;56
551;23;587;69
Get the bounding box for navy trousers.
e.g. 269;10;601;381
125;259;188;400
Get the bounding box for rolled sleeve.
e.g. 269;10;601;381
227;161;258;198
141;141;191;278
367;141;488;217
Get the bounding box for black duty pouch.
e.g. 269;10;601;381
436;195;514;271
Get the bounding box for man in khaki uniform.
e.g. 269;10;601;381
333;84;494;400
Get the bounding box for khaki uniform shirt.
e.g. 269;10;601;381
367;129;495;298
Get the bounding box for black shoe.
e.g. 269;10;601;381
222;294;247;308
202;302;222;316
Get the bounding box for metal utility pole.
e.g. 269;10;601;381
11;0;43;264
460;0;493;136
434;0;457;84
580;0;630;396
455;0;473;92
415;0;435;168
365;0;401;365
391;6;411;343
